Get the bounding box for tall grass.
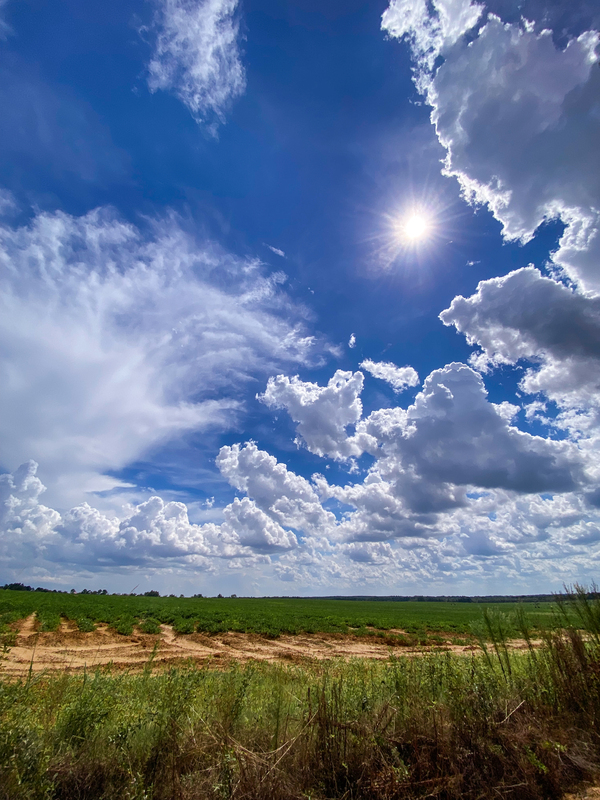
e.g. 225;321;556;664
1;587;600;799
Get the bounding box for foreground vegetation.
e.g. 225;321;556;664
1;588;600;799
0;589;559;641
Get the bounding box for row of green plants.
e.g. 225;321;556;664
0;591;559;638
0;586;599;799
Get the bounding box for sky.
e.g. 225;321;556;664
1;0;599;597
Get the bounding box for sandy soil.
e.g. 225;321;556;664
0;615;539;676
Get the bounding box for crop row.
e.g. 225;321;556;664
0;590;560;639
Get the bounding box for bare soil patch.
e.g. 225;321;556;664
0;616;539;676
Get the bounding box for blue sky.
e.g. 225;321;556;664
1;0;599;596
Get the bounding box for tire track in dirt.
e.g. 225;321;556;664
0;617;539;677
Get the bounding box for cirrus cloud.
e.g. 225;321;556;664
147;0;245;131
0;204;319;509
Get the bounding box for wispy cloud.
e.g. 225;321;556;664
147;0;246;130
0;204;317;510
0;0;11;39
265;244;285;258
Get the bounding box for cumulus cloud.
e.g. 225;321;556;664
0;460;60;541
0;460;290;571
216;441;335;533
348;333;356;349
1;401;598;592
379;1;600;584
259;371;369;460
223;497;297;552
441;266;600;408
382;0;483;76
147;0;245;130
384;363;583;495
308;363;585;546
383;1;600;294
0;205;318;509
360;359;419;393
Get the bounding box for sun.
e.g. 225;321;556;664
399;212;431;243
386;207;436;253
374;194;448;268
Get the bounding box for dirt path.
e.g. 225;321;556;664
0;616;539;676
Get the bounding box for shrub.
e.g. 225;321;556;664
113;616;135;636
140;618;161;635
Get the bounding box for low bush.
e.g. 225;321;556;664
173;617;195;635
113;616;135;636
140;617;161;635
76;617;96;633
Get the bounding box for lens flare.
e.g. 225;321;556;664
370;188;459;271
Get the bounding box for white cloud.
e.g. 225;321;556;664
265;244;285;258
264;361;584;548
0;460;60;542
372;363;583;497
223;497;297;552
383;2;600;293
0;205;318;509
360;358;419;392
440;266;600;410
382;0;483;77
216;441;335;533
259;371;370;460
348;333;356;349
147;0;245;130
0;460;290;571
306;363;585;547
1;412;599;592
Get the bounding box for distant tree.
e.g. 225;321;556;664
144;590;160;597
3;583;33;591
231;594;237;598
217;593;223;598
192;593;203;598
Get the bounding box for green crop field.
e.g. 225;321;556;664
0;588;562;640
1;588;600;800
